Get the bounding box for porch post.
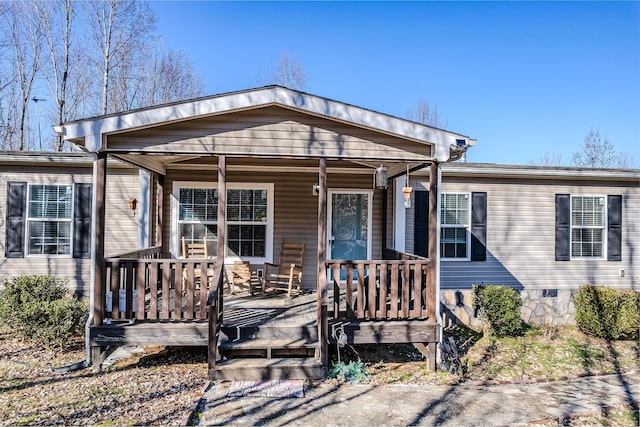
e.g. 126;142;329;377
427;161;438;320
217;155;226;261
425;160;439;370
317;158;328;367
92;152;107;326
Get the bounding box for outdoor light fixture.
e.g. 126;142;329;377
403;186;413;208
402;165;413;208
312;183;320;196
374;165;388;190
128;198;138;216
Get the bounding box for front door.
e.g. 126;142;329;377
328;190;372;260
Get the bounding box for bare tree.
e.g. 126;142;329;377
407;99;448;129
85;0;156;115
1;0;204;150
139;46;205;106
572;129;635;169
258;51;308;90
4;2;43;150
36;0;77;151
530;152;563;166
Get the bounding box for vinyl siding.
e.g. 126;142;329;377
164;162;383;290
405;175;639;291
0;166;140;297
107;106;433;161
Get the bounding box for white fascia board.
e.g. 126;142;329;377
440;163;640;181
59;87;471;159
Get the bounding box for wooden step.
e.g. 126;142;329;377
219;338;317;350
210;357;326;380
219;338;318;359
220;324;317;341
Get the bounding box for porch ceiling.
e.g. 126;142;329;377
58;86;475;168
111;153;426;177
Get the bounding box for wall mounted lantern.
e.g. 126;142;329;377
128;198;138;216
374;165;388;190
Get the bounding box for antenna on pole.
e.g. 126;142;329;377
31;97;47;151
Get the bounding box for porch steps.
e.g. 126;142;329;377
211;357;326;381
213;301;323;379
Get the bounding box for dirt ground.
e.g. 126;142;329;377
0;332;208;426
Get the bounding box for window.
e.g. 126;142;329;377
571;196;605;258
441;193;470;259
27;184;72;255
227;189;268;258
178;188;218;257
174;183;273;262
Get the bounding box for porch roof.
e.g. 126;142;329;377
56;86;475;174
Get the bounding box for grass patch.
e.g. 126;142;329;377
326;325;639;385
463;326;639;382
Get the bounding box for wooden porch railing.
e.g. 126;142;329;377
327;259;432;321
382;248;428;261
108;245;163;259
102;256;218;322
207;259;225;374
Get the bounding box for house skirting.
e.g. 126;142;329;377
440;289;577;328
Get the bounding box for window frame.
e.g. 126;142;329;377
440;192;471;261
570;194;607;260
25;183;74;257
171;182;274;264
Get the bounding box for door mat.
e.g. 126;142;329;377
225;380;304;398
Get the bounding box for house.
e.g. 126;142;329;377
3;86;637;379
0;152;142;296
51;86;472;379
393;162;639;326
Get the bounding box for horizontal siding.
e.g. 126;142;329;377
107;107;432;161
405;176;639;291
164;163;383;290
0;166;139;297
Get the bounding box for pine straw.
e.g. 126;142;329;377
0;330;207;426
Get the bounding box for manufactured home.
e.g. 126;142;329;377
393;162;639;326
2;86;638;379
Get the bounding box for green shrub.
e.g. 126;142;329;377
472;284;523;337
574;285;640;341
0;275;88;349
328;361;368;384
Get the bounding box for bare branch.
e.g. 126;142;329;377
572;129;634;169
257;51;308;90
407;99;448;129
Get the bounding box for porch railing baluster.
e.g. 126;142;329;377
327;259;431;322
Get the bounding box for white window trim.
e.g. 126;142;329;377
440;192;471;261
327;189;374;260
393;177;406;252
570;194;607;261
171;181;274;264
25;183;74;258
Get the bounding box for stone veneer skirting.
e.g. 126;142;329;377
440;289;577;328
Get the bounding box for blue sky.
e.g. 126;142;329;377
152;1;639;166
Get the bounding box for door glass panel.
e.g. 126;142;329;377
330;193;368;260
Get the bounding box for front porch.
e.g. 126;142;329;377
57;86;474;379
90;249;440;379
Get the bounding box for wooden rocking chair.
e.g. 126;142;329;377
263;239;305;297
181;237;212;290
